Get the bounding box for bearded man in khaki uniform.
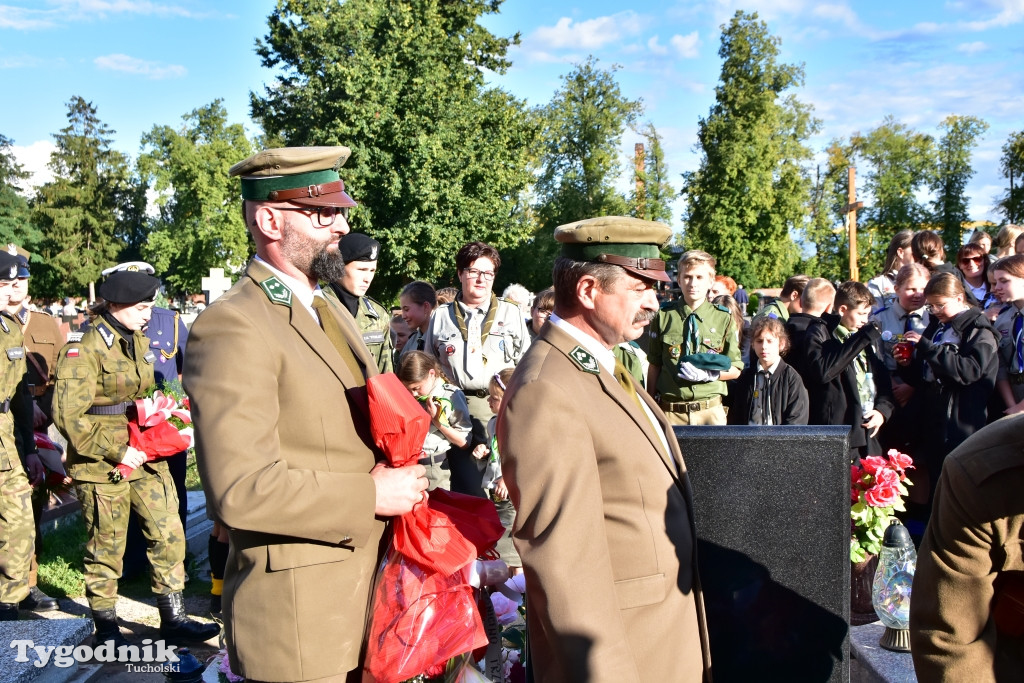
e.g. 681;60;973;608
184;146;427;683
498;216;711;682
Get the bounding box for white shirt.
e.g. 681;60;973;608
549;314;672;457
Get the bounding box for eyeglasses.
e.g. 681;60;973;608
274;206;349;227
925;299;958;313
462;268;495;281
959;256;983;265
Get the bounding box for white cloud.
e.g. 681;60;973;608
12;141;56;193
531;12;646;50
956;41;988;54
94;53;186;79
0;0;211;30
670;31;700;58
0;6;56;29
648;36;669;56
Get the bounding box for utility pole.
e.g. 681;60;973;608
842;167;864;282
634;143;646;220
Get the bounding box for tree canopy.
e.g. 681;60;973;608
250;0;537;301
0;134;37;249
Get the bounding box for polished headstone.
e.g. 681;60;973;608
676;425;851;683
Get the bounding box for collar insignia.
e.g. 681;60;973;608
569;346;600;375
97;323;116;349
260;276;293;307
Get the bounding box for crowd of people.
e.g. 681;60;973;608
0;142;1020;681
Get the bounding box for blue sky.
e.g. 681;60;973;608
2;0;1022;229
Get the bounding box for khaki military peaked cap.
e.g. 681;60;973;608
555;216;673;283
230;146;357;208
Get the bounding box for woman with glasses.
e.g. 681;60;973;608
896;272;999;503
956;243;996;310
528;287;555;339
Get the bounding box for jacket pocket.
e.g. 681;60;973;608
267;541;354;571
614;573;666;610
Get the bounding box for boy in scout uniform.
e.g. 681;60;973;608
647;249;742;425
53;269;218;647
4;247;61;613
327;232;394;373
0;250;44;621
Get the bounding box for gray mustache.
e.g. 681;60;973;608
633;309;656;324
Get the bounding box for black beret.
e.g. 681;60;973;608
98;271;160;304
339;233;380;263
0;252;20;281
16;255;30;279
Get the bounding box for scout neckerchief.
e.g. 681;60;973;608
453;292;499;349
679;300;703;356
1014;310;1024;374
834;325;875;413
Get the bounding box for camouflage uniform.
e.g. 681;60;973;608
0;312;35;605
52;319;185;611
354;295;394;374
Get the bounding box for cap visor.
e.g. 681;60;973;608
288;190;357;209
622;265;672;283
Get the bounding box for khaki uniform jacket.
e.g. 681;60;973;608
53;321;156;482
183;260;383;683
650;299;742;402
0;314;33;471
910;413;1024;682
498;324;710;682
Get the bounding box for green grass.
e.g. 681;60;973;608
185;451;203;491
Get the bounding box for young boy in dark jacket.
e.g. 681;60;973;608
728;316;808;425
805;281;895;461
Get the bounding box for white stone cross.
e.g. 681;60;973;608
201;268;232;304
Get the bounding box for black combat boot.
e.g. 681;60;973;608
92;608;131;649
0;602;18;621
157;592;220;643
20;586;59;612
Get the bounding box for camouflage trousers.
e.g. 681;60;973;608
0;463;35;604
76;464;186;611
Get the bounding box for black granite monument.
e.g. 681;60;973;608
676;425;851;683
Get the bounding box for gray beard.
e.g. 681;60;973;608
310;248;347;283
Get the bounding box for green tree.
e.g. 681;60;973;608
139;100;254;293
250;0;537;300
32;97;129;299
505;58;642;292
682;11;819;288
853;116;935;278
631;121;674;224
0;134;39;249
801;140;855;281
998;130;1024;224
931;115;988;248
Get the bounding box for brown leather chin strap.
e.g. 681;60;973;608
268;179;348;202
595;253;667;272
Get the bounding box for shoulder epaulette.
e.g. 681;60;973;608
67;331;84;343
713;303;731;314
362;295;386;317
259;275;293;308
873;304;891;315
568;345;601;375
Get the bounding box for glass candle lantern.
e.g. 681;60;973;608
872;519;916;652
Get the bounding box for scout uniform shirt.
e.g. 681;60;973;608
424;294;530;394
870;301;929;373
649;299;741;402
53;318;156;483
993;302;1024;403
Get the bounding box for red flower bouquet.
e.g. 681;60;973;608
109;388;193;483
850;450;914;562
362;373;505;683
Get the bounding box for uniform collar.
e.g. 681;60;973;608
549;313;616;374
679;298;712;319
254;255;317;311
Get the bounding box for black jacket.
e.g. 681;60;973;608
784;312;819;383
726;359;809;425
802;314;895;453
898;306;998;456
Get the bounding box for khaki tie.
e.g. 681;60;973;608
613;359;645;411
311;296;366;386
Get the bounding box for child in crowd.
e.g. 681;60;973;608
806;281;894;461
398;351;472;491
472;368;521;573
648;250;742;426
399;281;436;357
727;316;808;425
390;313;411;360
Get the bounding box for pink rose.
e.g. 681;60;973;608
860;456;888;477
865;481;900;508
874;467;900;487
887;450;914;478
491;592;520;626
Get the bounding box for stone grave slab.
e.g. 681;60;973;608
675;425;851;683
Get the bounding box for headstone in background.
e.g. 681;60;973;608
201;267;232;304
676;425;851;683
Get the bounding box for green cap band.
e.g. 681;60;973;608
560;242;662;262
240;169;340;201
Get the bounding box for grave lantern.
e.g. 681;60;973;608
872;519;916;652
